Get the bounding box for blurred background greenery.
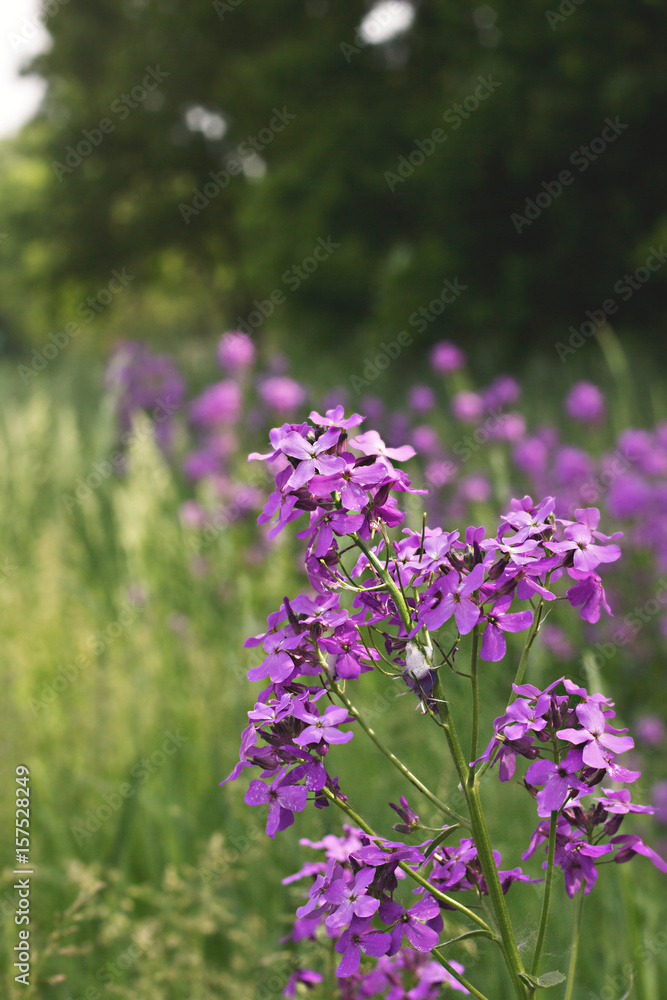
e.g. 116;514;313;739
1;1;667;998
1;0;667;374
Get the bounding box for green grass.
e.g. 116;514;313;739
1;359;665;1000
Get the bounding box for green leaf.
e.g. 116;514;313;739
423;826;458;859
520;970;566;989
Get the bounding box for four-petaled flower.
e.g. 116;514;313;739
245;773;308;838
558;702;634;770
419;564;485;635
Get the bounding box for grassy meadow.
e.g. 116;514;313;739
1;354;666;1000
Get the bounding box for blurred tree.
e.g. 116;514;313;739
1;0;666;369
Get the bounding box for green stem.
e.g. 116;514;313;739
511;576;550;694
530;810;558;976
432;676;529;1000
468;625;480;786
320;786;493;934
330;680;468;827
353;533;414;635
431;949;492;1000
563;887;585;1000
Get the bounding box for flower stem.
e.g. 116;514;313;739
468;625;480;787
563;886;585;1000
432;675;529;1000
530;810;558;976
319;785;494;934
330;680;468;827
352;533;415;635
431;948;492;1000
511;578;550;694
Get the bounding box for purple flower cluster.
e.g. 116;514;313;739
103;340;185;452
223;408;627;837
475;678;667;895
282;824;478;988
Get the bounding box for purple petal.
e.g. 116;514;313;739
454;598;481;635
244;780;270;805
600;733;634;755
498;610;534;633
480;622;506;661
354;895;380;919
525;759;556;785
336;941;361;978
361;930;392;958
276;784;308;812
405;920;440;952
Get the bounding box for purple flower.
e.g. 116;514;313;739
190;380;242;426
350;430;416;464
217;330;255;372
247;631;303;683
611;835;667;874
297;510;364;558
554;839;613;897
335;916;391;977
259;376;307;415
565;571;612;623
389;796;421;834
319;623;376;680
502;694;551;741
309;405;364;430
548;508;622;573
430;340;466;374
293;704;354;747
324;866;379;929
387;898;442;953
309;457;389;511
525;750;588;817
557;702;634;770
636;715;666;746
479;596;533;661
565;382;606;423
280;428;346;489
451;391;484;423
283;969;322;998
419;565;485;635
408;385;436;412
245;772;308;837
594;788;655;816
